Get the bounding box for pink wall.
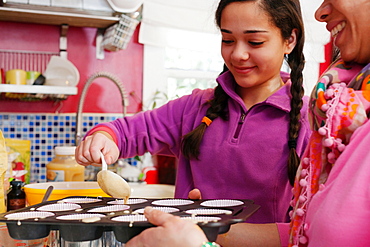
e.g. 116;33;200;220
0;21;143;114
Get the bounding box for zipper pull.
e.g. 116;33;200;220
233;113;246;139
239;113;246;123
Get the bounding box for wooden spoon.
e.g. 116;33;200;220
97;152;131;203
42;185;54;202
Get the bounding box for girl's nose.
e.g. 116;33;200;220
315;1;331;22
232;44;249;61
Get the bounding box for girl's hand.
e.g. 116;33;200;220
126;207;208;247
188;188;202;200
75;132;119;166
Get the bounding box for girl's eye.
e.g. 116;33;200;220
249;41;264;46
222;40;234;44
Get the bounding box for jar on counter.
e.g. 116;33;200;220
7;180;26;211
46;146;85;182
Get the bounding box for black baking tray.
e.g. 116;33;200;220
0;196;260;243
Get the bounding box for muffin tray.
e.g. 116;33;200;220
0;196;260;243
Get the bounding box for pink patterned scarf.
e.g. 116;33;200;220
288;58;370;247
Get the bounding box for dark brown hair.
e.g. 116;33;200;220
181;0;305;186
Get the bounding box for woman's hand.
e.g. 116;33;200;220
75;132;119;166
126;207;208;247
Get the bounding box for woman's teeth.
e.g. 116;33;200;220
331;22;346;37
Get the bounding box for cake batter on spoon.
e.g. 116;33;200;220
97;152;131;203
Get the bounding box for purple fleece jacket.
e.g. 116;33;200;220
88;71;311;223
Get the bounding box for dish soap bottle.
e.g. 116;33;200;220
7;180;26;211
46;146;85;182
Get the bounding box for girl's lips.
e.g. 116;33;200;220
233;65;256;74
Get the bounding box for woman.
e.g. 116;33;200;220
126;0;370;246
76;0;310;224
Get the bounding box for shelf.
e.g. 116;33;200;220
0;3;120;28
0;84;77;95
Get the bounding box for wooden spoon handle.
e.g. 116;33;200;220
100;152;108;171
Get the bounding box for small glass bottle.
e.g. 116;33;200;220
7;180;26;211
46;146;85;182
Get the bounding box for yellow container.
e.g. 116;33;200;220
46;146;85;182
5;69;26;85
24;181;110;206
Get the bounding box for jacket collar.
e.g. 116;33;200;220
216;70;292;112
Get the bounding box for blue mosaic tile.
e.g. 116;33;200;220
0;113;121;183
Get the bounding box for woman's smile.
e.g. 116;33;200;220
330;21;346;37
328;21;346;47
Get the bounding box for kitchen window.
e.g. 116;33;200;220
141;32;222;109
165;47;221;99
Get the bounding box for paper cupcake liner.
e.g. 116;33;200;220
200;199;244;207
108;198;148;205
185;208;232;215
37;203;81;212
134;207;180;214
56;213;105;220
151;199;194;206
61;198;102;204
111;214;148;222
5;211;55;220
181;216;221;223
87;205;130;213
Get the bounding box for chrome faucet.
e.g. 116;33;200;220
75;71;129;146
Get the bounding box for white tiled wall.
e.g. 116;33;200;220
0;113;122;183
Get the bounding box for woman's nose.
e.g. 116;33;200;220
315;1;331;22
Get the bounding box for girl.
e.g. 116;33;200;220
75;0;310;224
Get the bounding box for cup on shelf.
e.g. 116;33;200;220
26;71;41;85
5;69;27;85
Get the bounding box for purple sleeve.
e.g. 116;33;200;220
84;89;212;159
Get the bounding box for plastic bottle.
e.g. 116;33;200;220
7;180;26;211
46;146;85;182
